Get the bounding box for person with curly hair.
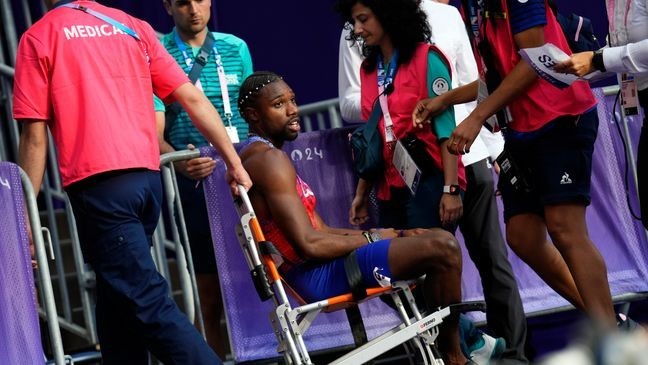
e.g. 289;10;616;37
336;1;500;364
336;0;464;253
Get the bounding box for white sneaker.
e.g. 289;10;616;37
468;333;506;365
616;313;645;333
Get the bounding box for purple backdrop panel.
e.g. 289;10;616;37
282;128;359;229
589;88;648;294
0;162;44;364
201;131;401;363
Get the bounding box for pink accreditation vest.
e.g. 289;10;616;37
360;43;467;200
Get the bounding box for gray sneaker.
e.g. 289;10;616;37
468;333;506;365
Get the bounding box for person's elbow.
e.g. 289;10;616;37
17;119;49;185
19;120;48;149
295;233;330;261
172;82;206;110
297;241;322;261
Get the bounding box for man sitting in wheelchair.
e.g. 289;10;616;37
237;71;475;365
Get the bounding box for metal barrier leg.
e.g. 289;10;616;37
64;198;98;344
159;154;206;338
21;168;66;365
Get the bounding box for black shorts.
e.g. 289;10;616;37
498;109;599;221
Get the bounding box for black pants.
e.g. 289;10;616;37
460;159;528;364
639;88;648;230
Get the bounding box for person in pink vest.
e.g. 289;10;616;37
336;0;464;239
336;1;506;363
413;0;618;328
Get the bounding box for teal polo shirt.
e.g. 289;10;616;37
154;29;254;148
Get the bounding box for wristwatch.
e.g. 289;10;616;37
592;49;607;72
362;230;382;243
443;184;461;195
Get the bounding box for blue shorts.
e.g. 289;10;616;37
283;239;394;303
499;109;599;220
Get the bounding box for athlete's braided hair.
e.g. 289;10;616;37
238;71;283;120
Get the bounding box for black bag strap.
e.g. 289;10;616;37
166;33;216;123
186;33;215;84
361;99;384;140
344;250;367;301
460;0;504;85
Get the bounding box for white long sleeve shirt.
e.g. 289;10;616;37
605;0;648;90
337;29;365;123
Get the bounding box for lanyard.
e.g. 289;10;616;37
60;3;150;64
606;0;632;45
606;0;631;32
62;3;139;40
465;0;482;45
377;50;399;143
462;0;488;76
173;30;233;125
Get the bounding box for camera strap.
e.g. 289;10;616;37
393;140;422;195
